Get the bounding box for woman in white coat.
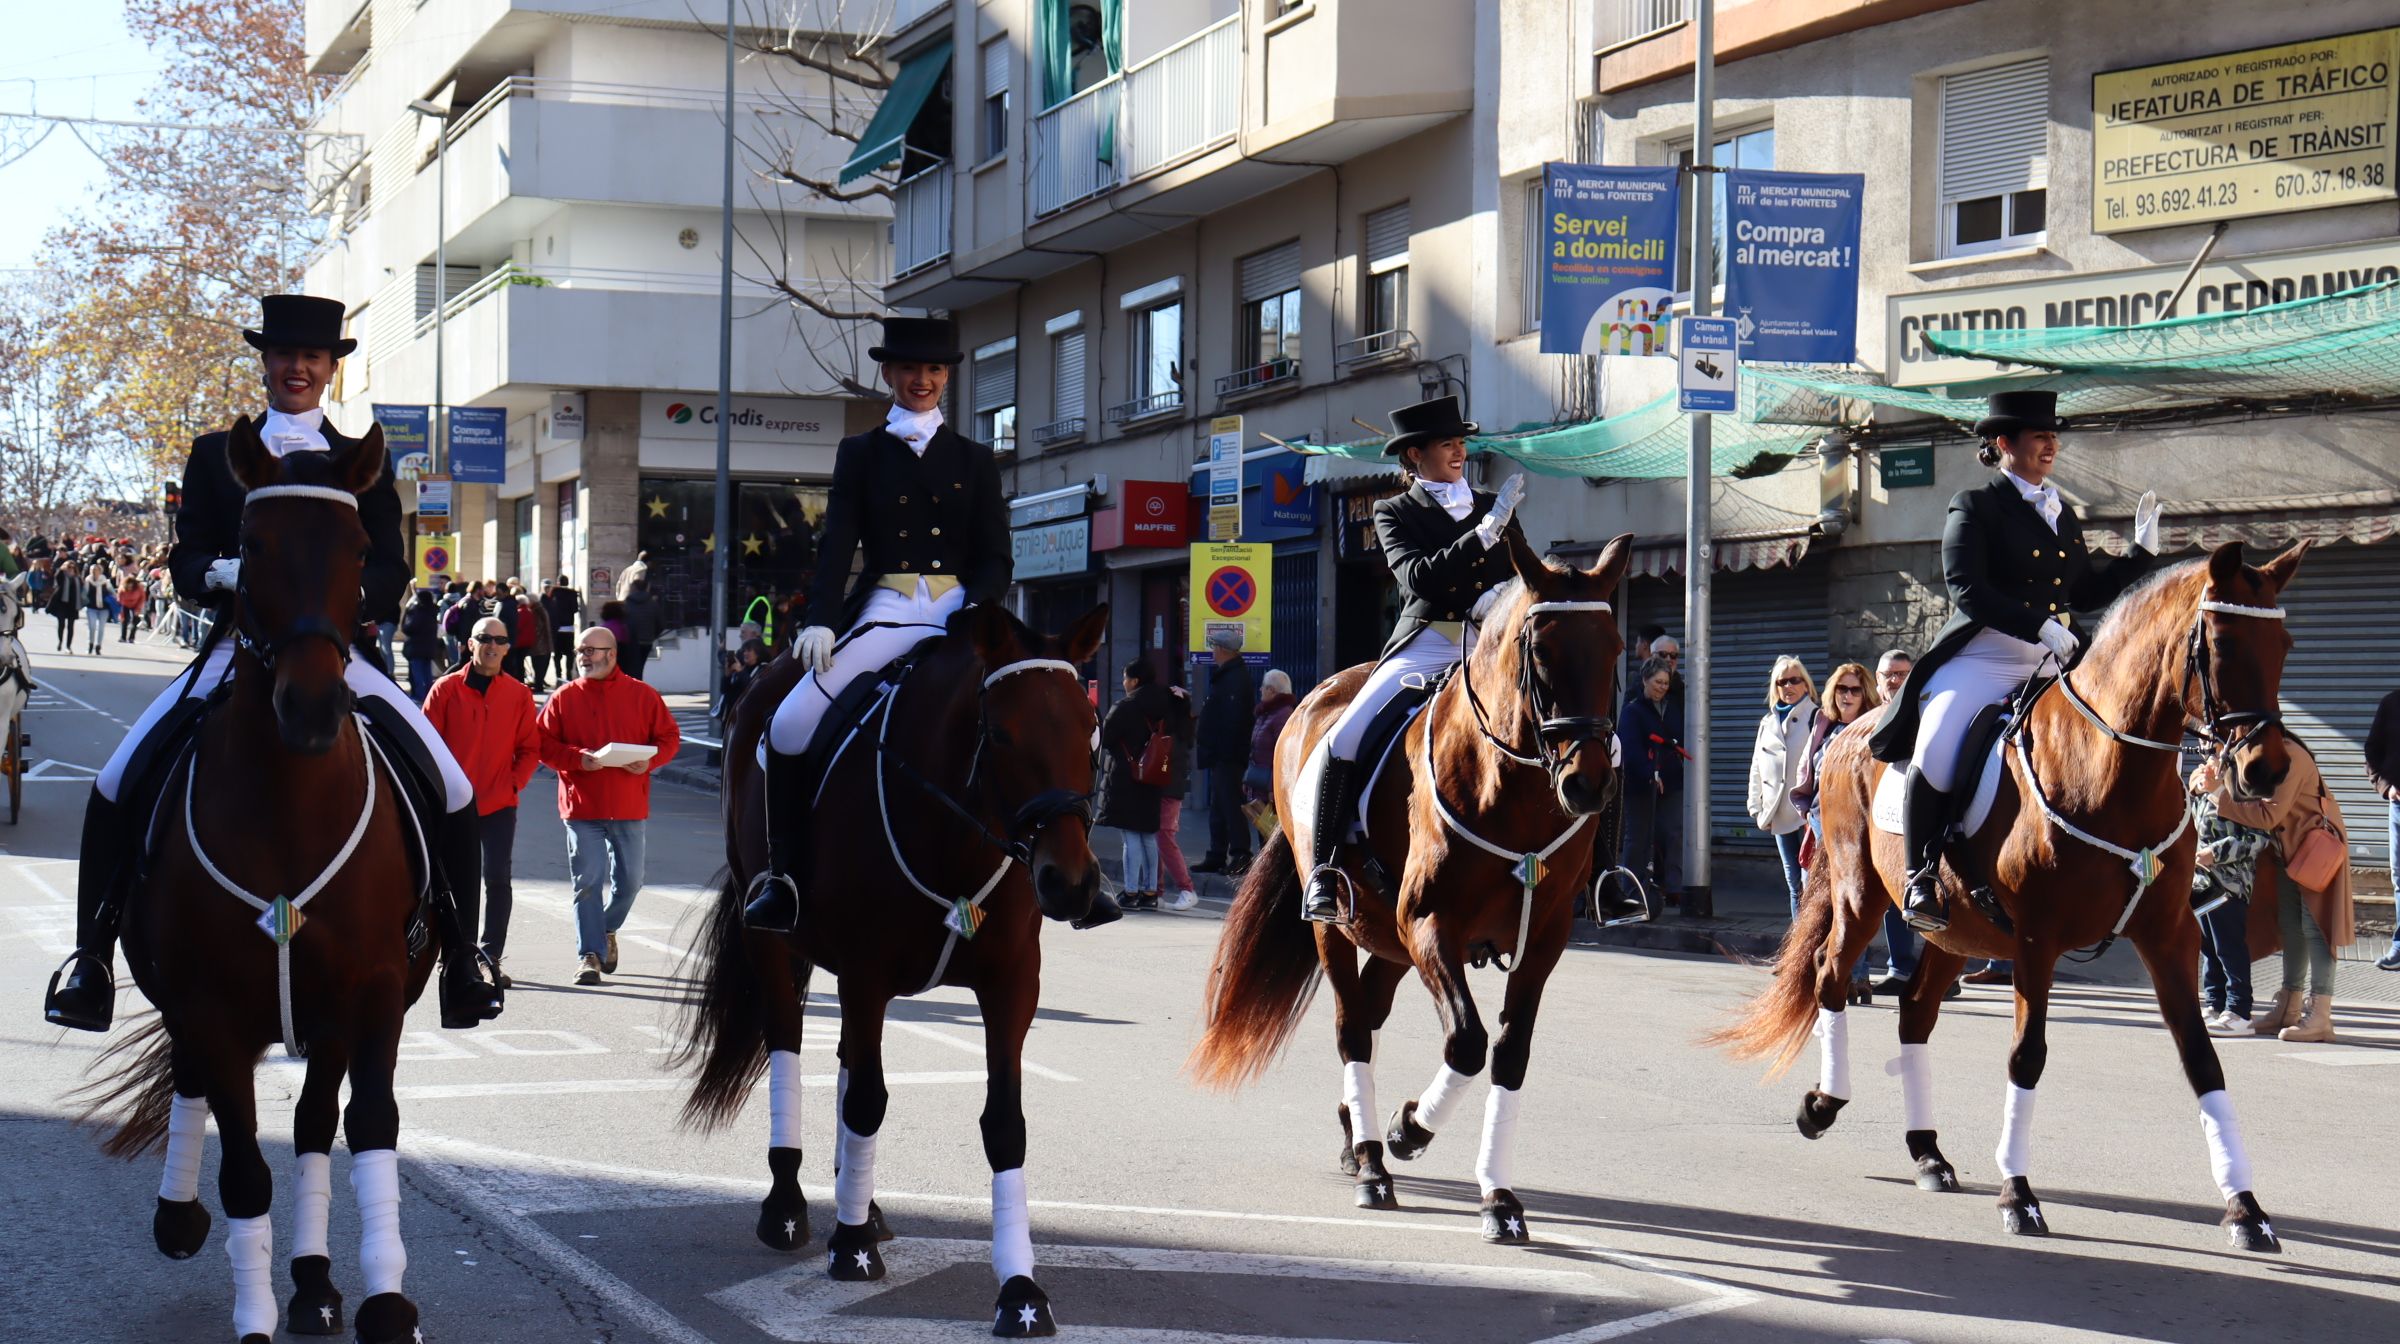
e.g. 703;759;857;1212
1747;655;1818;915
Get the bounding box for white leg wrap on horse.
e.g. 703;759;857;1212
768;1050;803;1150
1995;1084;2036;1180
1888;1043;1933;1132
991;1167;1034;1283
1415;1064;1476;1134
1815;1008;1852;1100
835;1121;877;1226
1475;1085;1522;1196
2197;1089;2254;1200
1341;1061;1377;1150
351;1149;407;1297
227;1213;276;1339
293;1151;333;1260
158;1095;207;1202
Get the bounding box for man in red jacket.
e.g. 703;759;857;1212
425;616;541;986
537;624;679;985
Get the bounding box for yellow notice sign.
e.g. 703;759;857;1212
414;534;457;586
1188;543;1271;663
2093;28;2399;234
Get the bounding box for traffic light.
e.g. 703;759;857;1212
162;480;183;514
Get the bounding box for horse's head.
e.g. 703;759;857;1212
2195;540;2308;802
224;415;387;755
1494;528;1634;816
965;600;1110;923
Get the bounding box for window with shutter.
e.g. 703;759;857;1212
1938;58;2049;258
972;348;1017;454
1520;177;1544;333
981;37;1010;161
1361;202;1410;354
1052;329;1085;423
1364;204;1410;274
1237;241;1303;375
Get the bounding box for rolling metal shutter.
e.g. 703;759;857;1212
1239;241;1302;303
2273;540;2397;866
1365;203;1410;274
981;36;1009;103
1272;545;1321;695
972;349;1016;413
1052;328;1085;423
1627;554;1832;851
1938;58;2048;205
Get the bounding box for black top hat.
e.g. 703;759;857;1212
1382;394;1480;457
1974;389;2062;439
242;294;356;357
868;316;964;365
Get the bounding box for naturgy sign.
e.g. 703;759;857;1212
1886;238;2400;386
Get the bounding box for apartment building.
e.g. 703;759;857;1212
302;0;889;687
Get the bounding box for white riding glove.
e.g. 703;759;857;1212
2037;618;2079;664
1469;586;1504;622
205;558;242;592
2133;490;2162;553
795;625;836;675
1473;473;1527;550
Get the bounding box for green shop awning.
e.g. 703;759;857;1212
838;39;952;186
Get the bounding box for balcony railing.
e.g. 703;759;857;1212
1337;329;1418;368
1106;390;1183;424
892;160;952;277
1033;14;1240;217
1597;0;1689;50
1215;358;1300;399
1034;416;1086;446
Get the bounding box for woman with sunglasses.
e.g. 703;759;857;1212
1747;656;1820;915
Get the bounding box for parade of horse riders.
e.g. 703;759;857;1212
8;2;2400;1341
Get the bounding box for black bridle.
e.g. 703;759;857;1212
872;655;1094;867
232;485;363;673
1459;597;1620;790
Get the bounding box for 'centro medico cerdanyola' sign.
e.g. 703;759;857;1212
2092;27;2399;234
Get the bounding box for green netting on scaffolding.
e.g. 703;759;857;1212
1743;280;2400;428
1296;391;1820;480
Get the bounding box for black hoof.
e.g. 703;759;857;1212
243;1334;272;1344
153;1196;209;1259
827;1221;886;1281
288;1254;345;1335
1353;1174;1398;1210
1905;1131;1960;1193
758;1193;811;1251
1480;1189;1530;1245
352;1291;418;1344
991;1274;1057;1337
1384;1100;1435;1162
2224;1191;2281;1254
1336;1105;1360;1176
1795;1090;1847;1140
1998;1176;2049;1237
869;1199;894;1243
1848;981;1874;1007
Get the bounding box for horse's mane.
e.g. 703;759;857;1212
2079;558;2205;665
1462;577;1530;680
264;445;358;491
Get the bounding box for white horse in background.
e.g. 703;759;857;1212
0;573;33;734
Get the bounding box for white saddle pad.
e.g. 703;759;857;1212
1872;736;2008;840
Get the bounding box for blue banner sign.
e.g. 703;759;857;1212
1724;169;1864;364
448;406;508;484
1539;163;1682;357
371;404;430;482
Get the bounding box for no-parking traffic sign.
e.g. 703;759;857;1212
415;534;456;585
1187;542;1271;664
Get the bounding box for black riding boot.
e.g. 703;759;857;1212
1301;759;1358;924
43;789;130;1032
745;744;812;934
1899;766;1952;934
434;803;503;1029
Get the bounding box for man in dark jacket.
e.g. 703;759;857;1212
621;578;664;680
1194;627;1258;873
2368;687;2400;970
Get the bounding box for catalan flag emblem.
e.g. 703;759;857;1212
1514;853;1546;889
945;898;984;941
257;896;305;947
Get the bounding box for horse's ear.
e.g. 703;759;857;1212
1059;602;1109;664
225;414;276;492
334;423;387;496
1503;525;1548;588
2256;538;2311;595
2205;540;2247;595
964;601;1027;663
1584;532;1634;592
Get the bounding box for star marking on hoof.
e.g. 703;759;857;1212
783;1219;798;1241
1504;1216;1524;1236
413;1330;425;1344
320;1306;335;1326
855;1250;874;1272
1018;1304;1041;1328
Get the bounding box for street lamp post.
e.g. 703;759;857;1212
408;98;451;477
709;0;736;718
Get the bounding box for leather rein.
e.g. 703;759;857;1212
1457;598;1620;790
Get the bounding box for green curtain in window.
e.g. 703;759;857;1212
838;39;954;185
1037;0;1125;106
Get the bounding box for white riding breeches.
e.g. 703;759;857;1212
767;583;965;758
1324;625;1469;763
96;641;473;811
1910;627;2046;793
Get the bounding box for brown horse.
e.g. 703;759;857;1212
1190;534;1631;1243
1714;541;2308;1252
679;601;1107;1338
75;417;437;1343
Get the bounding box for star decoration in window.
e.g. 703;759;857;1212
742;533;764;556
646;497;669;518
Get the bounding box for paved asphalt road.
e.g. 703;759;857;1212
4;638;2397;1343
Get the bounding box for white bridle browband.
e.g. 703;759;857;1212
2198;600;2286;620
982;657;1080;689
1522;600;1613;616
244;485;359;509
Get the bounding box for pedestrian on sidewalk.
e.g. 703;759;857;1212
115;574;146;642
544;575;583;688
2190;772;2273;1032
1247;667;1296;811
425;617;541;988
1618;657;1685;906
401;586;445;702
1194;628;1256;875
1096;660;1165;909
2201;741;2353;1043
2367;685;2400;971
621;578;662;681
81;562;110;655
1154;662;1198;908
1869;650;1923;981
1748;656;1819;916
537;625;680;987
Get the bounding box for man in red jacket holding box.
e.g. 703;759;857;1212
425;616;541;986
537;624;679;985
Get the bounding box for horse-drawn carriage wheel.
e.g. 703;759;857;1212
285;1254;344;1335
153;1195;211;1259
991;1273;1057;1338
1997;1176;2049;1236
1793;1089;1847;1140
1479;1189;1531;1245
826;1220;887;1281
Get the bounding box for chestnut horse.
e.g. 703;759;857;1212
679;602;1107;1338
1190;534;1631;1243
1714;541;2308;1252
76;417;437;1343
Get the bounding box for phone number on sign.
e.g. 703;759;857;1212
2276;161;2390;198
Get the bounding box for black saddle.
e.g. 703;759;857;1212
799;650;924;798
1936;699;2019;841
1343;672;1445;901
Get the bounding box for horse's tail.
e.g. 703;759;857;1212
68;1014;179;1158
673;865;777;1132
1186;830;1322;1091
1703;853;1836;1077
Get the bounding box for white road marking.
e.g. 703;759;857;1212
890;1018;1079;1083
26;681;127;726
470;1029;609;1057
2277;1049;2400;1067
396;1071;989;1102
20;759;98;781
